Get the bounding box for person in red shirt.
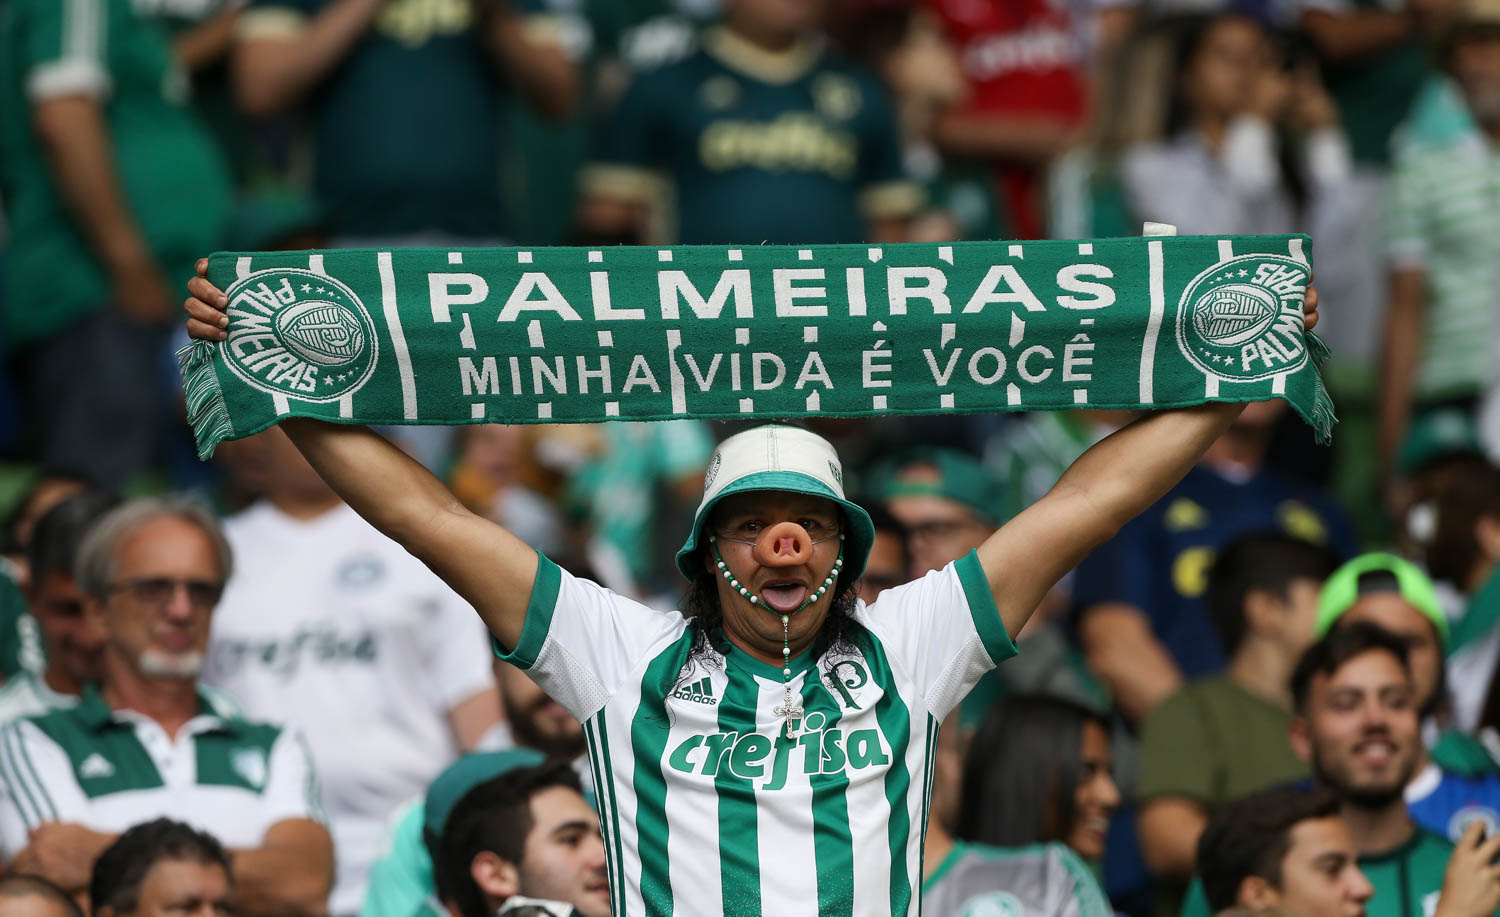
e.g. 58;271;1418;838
925;0;1094;237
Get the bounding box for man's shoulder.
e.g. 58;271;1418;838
0;673;71;725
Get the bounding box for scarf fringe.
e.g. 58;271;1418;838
175;340;232;458
1306;329;1336;444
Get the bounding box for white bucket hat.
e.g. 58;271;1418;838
674;424;875;583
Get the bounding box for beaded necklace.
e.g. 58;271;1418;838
710;535;845;738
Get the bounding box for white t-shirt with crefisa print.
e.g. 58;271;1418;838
202;502;494;916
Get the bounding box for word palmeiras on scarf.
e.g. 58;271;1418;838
177;233;1334;457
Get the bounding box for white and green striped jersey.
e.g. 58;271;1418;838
0;686;325;858
921;841;1112;917
500;549;1016;916
0;671;78;724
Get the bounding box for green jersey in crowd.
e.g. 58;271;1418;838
238;0;512;239
0;0;231;350
1181;828;1455;917
583;25;922;245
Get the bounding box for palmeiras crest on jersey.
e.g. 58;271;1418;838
222;267;378;403
1174;254;1310;383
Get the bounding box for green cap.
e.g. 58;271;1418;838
423;749;546;839
1316;552;1449;647
870;448;1007;526
675;425;874;584
1398;408;1484;475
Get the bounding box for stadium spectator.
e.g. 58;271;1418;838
923;0;1094;239
489;658;588;766
577;0;923;245
1;474;88;586
0;488;118;721
1421;456;1500;730
1196;785;1373;916
1119;13;1351;238
1186;623;1500;916
434;760;609;917
183;266;1324;916
363;749;546;917
928;695;1114;913
232;0;575;245
857;503;911;602
1286;624;1454;912
0;497;332;913
0;875;84;917
0;473;90;686
1073;399;1355;727
1316;554;1500;842
876;447;1005;579
203;426;501;915
0;0;231;490
89;818;233;917
1137;534;1341;892
1377;0;1500;494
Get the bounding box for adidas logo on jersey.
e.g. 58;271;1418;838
671;677;718;705
79;753;115;779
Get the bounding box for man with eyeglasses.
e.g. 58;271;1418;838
0;497;335;915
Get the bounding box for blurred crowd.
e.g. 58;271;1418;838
6;0;1500;914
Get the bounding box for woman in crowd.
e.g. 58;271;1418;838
922;695;1120;916
1120;12;1352;238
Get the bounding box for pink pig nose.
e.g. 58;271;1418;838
753;522;814;567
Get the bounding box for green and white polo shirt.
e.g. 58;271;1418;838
500;549;1016;917
0;686;324;857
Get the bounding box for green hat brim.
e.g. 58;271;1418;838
674;470;875;588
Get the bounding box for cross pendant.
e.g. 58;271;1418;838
773;703;805;739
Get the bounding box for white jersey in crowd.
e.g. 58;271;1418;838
202;502;495;915
503;550;1015;917
0;671;77;723
0;687;322;857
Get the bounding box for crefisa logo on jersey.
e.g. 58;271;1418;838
1175;254;1309;382
221;267;378;402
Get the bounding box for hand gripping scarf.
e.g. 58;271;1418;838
177;233;1333;457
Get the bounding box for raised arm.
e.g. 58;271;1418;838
978;403;1246;638
186;267;537;650
977;287;1320;638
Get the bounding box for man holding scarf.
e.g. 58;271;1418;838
183;264;1319;916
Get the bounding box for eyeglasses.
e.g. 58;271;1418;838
108;577;223;610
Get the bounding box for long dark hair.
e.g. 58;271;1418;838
955;694;1110;848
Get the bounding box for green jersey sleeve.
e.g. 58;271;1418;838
14;0;111;100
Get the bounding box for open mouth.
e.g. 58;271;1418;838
1354;739;1396;766
758;580;809;613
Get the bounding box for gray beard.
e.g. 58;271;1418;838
138;649;204;679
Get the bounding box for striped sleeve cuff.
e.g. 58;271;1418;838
493;552;561;670
858;180;925;220
27;59;110;101
237;6;308;41
955;550;1018;668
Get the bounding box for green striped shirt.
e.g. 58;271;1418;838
499;550;1016;916
1384;132;1500;400
0;685;324;857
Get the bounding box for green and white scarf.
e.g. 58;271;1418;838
177;234;1333;457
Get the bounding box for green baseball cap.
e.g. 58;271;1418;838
675;425;874;584
423;748;547;840
1398;408;1484;475
1316;552;1449;647
870;447;1007;526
